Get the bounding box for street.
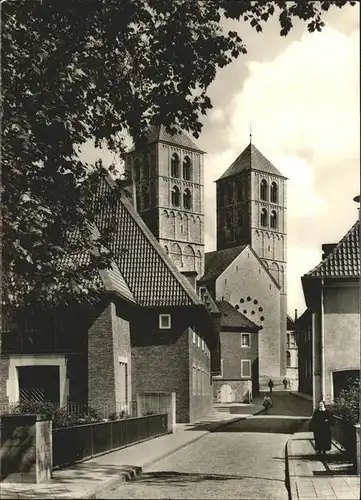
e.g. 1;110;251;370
102;393;312;499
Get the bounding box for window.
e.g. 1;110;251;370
159;314;171;329
201;339;204;351
183;156;192;180
192;366;197;395
260;208;268;227
286;350;291;368
237;210;245;227
171;186;180;207
192;330;196;344
143;154;150;179
197;334;200;348
171;153;180;178
270;210;277;229
270;182;278;203
134;158;141;183
260;179;268;200
183;189;192;210
142;185;150;209
227;183;233;204
287;333;290;348
241;360;251;378
241;334;250;347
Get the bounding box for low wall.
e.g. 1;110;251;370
52;413;169;468
213;380;252;403
333;416;358;468
0;414;52;483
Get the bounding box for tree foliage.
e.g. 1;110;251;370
1;0;356;311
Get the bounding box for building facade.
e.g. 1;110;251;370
213;301;260;403
302;221;360;408
295;308;313;397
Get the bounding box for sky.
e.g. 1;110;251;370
80;3;360;317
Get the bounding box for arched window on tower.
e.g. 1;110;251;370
270;182;278;203
183;189;192;210
134;158;141;183
260;179;268;201
270;210;277;229
260;208;268;227
184;245;196;271
286;351;291;368
171;153;180;178
236;180;244;201
183;156;192;181
171;186;180;207
143;154;150;179
142;184;150;209
227;183;233;204
170;242;182;268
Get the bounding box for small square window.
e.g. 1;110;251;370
241;334;250;347
159;314;171;329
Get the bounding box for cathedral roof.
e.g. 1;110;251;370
303;220;360;279
216;143;286;181
216;300;260;332
93;174;204;307
129;124;204;153
201;245;248;283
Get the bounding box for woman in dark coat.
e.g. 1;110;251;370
310;401;335;455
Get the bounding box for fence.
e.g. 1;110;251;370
333;415;358;467
52;413;169;468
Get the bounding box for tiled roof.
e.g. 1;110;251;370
304;221;360;279
216;143;286;181
201;245;248;283
129;124;204;153
216;300;260;332
62;224;136;305
94;175;203;307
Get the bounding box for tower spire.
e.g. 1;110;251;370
249;121;252;144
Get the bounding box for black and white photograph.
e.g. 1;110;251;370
0;1;360;499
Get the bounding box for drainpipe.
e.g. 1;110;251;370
320;278;325;401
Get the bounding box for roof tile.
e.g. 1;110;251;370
305;221;360;279
216;143;286;181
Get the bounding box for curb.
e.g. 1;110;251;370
85;410;264;498
285;438;297;500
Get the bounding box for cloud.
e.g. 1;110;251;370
202;20;359;314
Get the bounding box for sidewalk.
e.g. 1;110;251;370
287;423;360;500
0;402;264;499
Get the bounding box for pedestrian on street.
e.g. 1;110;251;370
309;400;335;456
282;378;288;389
263;394;272;414
268;379;274;393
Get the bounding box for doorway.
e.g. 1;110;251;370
220;384;234;403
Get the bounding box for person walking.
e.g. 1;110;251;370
309;400;335;455
268;379;274;393
263;394;272;414
282;378;288;389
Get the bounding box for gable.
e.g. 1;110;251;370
93;175;203;307
201;245;247;284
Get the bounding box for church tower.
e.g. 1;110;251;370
215;141;288;379
124;125;205;279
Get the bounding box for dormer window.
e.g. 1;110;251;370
159;314;171;329
270;182;278;203
171;153;180;178
260;179;268;201
183;156;192;180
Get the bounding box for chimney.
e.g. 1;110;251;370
322;243;337;259
181;271;198;290
294;309;298;321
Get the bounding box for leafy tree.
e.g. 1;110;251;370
332;378;360;425
1;0;356;312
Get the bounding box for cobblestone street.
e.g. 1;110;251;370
102;393;312;499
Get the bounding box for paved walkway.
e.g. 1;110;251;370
0;402;264;499
287;423;360;500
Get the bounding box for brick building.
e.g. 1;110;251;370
302;219;360;408
213;301;260;403
0;173;220;423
